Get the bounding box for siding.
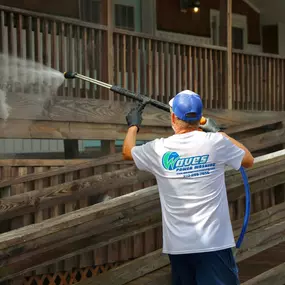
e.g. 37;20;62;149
156;0;261;45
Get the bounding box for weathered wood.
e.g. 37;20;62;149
3;93;285;128
0;159;90;166
0;153;123;188
0;166;153;221
232;202;285;235
241;262;285;285
224;117;284;135
227;159;285;201
2;149;285;221
2;197;285;283
0;204;162;281
0;149;284;282
0;186;159;250
0;119;172;140
75;212;285;285
240;127;285;152
77;250;169;285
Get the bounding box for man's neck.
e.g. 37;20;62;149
174;127;200;135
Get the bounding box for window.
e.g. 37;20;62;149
115;4;135;31
232;27;244;50
81;0;101;24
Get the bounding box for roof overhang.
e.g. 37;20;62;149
242;0;260;14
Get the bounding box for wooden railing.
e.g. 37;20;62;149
0;5;285;112
0;118;284;280
0;148;285;284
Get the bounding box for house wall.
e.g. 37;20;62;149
249;0;285;25
156;0;261;45
0;0;80;18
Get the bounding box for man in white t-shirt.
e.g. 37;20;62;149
122;90;254;285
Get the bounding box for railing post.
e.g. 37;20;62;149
220;0;233;110
106;0;114;100
226;0;233;110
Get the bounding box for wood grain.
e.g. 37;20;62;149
0;166;153;221
73;207;285;285
241;262;285;285
3;93;285;127
0;153;123;188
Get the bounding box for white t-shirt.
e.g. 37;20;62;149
131;131;245;254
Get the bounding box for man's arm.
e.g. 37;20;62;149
122;126;138;160
220;132;254;168
199;117;254;169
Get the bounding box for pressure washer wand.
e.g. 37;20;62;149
64;71;171;112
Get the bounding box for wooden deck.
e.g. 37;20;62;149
1;94;285;143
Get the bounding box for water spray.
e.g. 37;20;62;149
0;53;64;121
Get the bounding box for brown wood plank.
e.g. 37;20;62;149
0;201;162;282
3;92;285;128
76;250;169;285
1;149;285;221
0;159;89;167
0;166;152;221
1;149;282;280
75;209;285;285
0;153;123;188
241;262;285;285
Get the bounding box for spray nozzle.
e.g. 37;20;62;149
64;71;78;79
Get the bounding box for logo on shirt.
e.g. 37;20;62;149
162;151;215;178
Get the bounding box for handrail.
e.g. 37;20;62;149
114;28;227;52
1;4;285;60
0;4;107;31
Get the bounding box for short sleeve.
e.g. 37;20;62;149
131;140;157;173
216;134;245;170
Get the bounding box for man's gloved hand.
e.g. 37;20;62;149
199;117;221;133
126;102;147;132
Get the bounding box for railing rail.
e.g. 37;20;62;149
0;5;284;115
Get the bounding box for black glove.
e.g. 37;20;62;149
126;102;147;132
199;117;221;133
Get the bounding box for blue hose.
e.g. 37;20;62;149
235;166;251;249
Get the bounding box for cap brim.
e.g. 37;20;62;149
169;98;174;107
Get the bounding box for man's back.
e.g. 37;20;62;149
131;131;245;254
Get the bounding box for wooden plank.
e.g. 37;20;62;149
77;250;169;285
0;153;123;188
241;262;285;285
3;93;285;128
0;203;162;282
0;186;159;250
0;159;89;167
0;166;152;221
226;0;233;110
129;222;285;285
2;149;285;221
0;119;173;140
240;128;285;152
0;148;284;221
236;219;285;262
0;173;285;282
2;197;285;283
75;213;285;285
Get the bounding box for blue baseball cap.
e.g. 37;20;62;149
169;90;203;122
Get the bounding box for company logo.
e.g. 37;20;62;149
162;151;209;171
